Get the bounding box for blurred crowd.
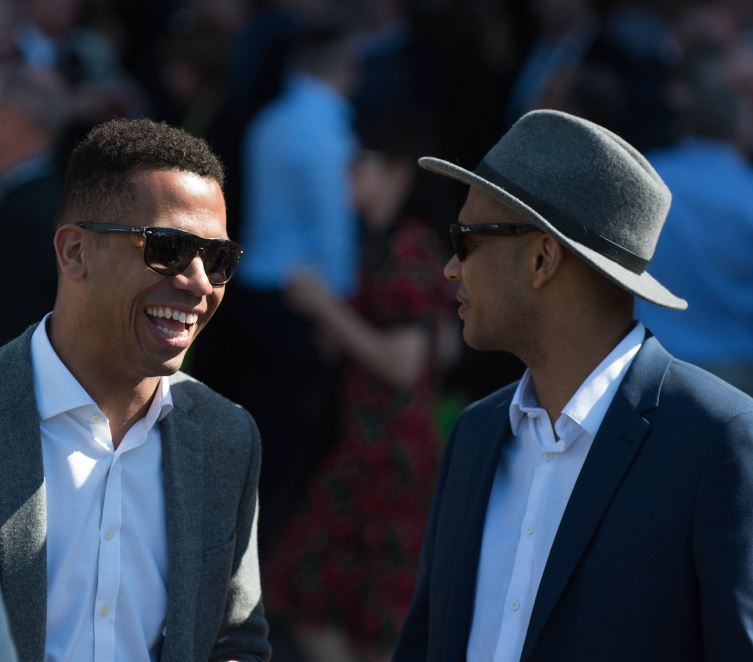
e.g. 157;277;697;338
2;0;753;659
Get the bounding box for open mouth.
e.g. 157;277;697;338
145;306;199;339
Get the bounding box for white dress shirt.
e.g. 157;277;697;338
467;323;645;662
31;315;173;662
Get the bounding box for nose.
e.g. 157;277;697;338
171;255;214;296
444;253;460;281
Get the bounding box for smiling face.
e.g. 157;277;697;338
444;187;541;353
78;168;227;381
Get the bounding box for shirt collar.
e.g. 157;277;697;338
509;369;537;434
509;322;646;442
31;313;174;422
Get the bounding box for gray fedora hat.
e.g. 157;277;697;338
420;109;687;309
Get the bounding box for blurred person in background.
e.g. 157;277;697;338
350;0;426;127
207;25;361;553
265;114;447;662
205;0;331;233
506;0;598;124
0;0;17;61
13;0;119;81
159;13;231;137
10;0;147;154
636;47;753;395
582;0;681;149
0;62;66;345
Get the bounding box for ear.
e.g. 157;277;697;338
530;234;566;289
54;224;88;281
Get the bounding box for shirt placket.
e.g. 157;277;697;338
92;419;123;662
495;415;561;662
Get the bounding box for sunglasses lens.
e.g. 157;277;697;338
449;228;467;261
144;229;241;285
144;231;195;275
201;242;241;285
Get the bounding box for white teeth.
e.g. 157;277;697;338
155;324;187;338
145;307;199;326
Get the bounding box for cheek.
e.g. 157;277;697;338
205;290;224;319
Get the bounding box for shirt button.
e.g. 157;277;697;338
510;599;520;611
525;523;535;535
105;528;114;541
544;452;554;461
91;414;103;424
99;604;110;618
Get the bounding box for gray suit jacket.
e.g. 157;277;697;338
0;326;271;661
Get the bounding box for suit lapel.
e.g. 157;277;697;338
0;327;47;661
521;336;671;661
446;396;514;660
160;385;204;662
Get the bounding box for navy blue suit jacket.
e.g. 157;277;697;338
394;335;753;661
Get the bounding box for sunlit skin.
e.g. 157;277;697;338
50;168;228;445
444;185;634;425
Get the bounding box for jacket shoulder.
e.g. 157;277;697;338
461;381;519;420
662;357;753;423
168;372;260;441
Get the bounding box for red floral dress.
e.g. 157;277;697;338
265;218;447;646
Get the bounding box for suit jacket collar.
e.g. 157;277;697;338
159;384;205;661
0;325;47;662
445;392;515;660
520;334;672;661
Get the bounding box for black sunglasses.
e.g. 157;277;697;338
449;223;539;261
76;222;243;286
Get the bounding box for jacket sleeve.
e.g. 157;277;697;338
209;413;272;661
393;421;458;661
694;410;753;659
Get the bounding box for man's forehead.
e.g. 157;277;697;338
459;185;532;225
126;168;227;236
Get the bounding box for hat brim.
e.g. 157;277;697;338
419;156;688;310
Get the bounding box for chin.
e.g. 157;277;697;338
462;325;497;352
148;352;188;377
462;327;483;351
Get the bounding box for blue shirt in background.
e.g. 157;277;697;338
237;73;358;296
636;138;753;365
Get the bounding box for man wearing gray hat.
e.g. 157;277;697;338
394;109;753;661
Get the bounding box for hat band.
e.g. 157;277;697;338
475;161;649;274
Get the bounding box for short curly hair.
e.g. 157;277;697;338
57;118;225;226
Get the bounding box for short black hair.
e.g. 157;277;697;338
57;118;224;226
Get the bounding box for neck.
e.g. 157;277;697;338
48;314;160;448
524;315;634;425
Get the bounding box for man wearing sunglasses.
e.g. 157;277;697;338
0;118;271;661
394;109;753;661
